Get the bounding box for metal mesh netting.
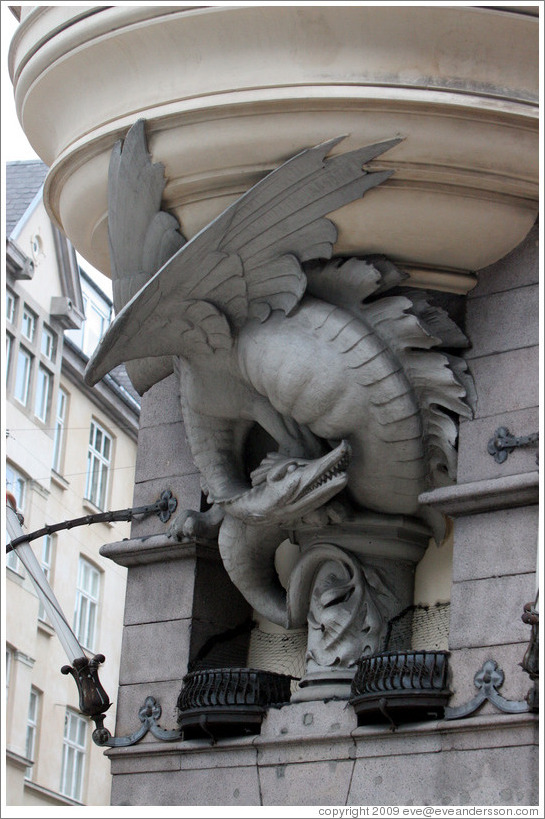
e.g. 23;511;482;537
189;604;450;685
189;619;254;672
189;618;307;692
247;627;307;692
245;604;451;686
384;603;451;652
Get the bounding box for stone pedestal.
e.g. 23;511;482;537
10;6;538;288
290;516;430;701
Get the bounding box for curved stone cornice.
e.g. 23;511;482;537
9;4;538;289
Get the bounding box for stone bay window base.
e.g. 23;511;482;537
100;492;538;806
10;4;538;807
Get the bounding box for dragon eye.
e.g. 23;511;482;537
268;460;299;481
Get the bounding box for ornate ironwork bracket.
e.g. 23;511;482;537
92;697;183;747
6;490;177;552
487;427;538;464
61;654;183;747
521;601;539;712
444;660;530;720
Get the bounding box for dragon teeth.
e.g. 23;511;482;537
299;450;350;497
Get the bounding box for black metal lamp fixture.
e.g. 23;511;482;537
5;491;182;746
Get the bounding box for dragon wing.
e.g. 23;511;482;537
107;119;186;392
86;125;401;392
108;119;186;308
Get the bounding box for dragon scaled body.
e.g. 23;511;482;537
86;121;475;629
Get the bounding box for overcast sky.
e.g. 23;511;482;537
2;4;39;161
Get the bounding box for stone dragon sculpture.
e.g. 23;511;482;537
86;120;475;630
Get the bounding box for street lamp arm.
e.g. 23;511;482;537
5;488;181;747
6;490;177;552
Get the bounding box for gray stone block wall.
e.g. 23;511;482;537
446;222;539;711
131;373;202;539
459;222;539;475
107;706;539;806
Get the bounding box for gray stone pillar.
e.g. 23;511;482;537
421;223;539;709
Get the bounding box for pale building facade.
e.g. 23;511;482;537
5;161;140;806
5;4;540;808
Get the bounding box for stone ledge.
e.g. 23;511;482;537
100;534;219;567
105;708;538;772
6;748;32;772
23;778;84;806
419;471;538;517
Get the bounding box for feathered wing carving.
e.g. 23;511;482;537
107;119;186;392
86;128;402;390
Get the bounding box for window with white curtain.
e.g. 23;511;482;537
66;292;110;358
84;420;112;510
6;465;26;574
37;535;53;623
6;290;17;324
5;334;13;384
34;366;52;422
21;307;36;342
14;347;32;406
60;709;87;801
25;687;40;780
41;326;56;362
73;557;100;651
52;388;68;473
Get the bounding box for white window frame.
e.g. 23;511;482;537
6;647;13;698
6;291;16;324
83;298;109;357
25;687;40;780
34;365;52;422
60;709;87;802
6;465;26;574
41;326;56;362
21;307;37;342
14;347;32;406
73;557;100;652
84;420;112;510
37;535;53;623
5;334;13;384
52;388;68;473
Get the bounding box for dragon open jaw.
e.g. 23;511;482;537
223;440;352;525
299;446;351;500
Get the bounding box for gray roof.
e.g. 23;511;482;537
109;364;142;411
6;160;49;237
7;160;141;414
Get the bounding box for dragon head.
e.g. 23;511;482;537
221;440;351;526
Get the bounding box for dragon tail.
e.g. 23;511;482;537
218;516;289;628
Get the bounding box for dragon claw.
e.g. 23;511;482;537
168;505;224;541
